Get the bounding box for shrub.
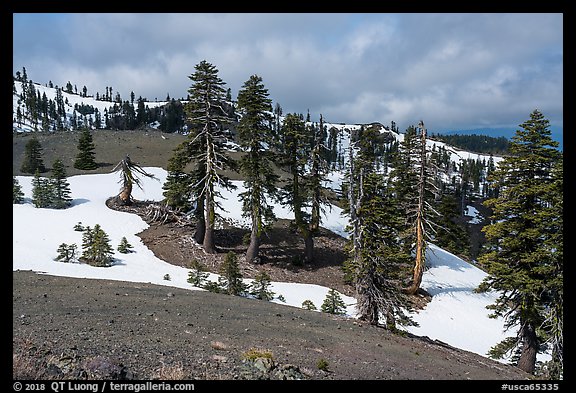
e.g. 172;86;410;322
242;348;274;361
317;358;329;371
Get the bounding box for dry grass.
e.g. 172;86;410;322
241;347;274;361
152;361;188;380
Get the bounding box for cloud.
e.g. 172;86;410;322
13;13;563;132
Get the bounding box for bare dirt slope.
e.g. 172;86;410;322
13;271;529;381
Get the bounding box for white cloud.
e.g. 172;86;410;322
13;13;563;132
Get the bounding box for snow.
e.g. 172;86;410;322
465;205;484;224
14;166;537;366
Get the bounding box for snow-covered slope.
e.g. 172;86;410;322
14;167;523;363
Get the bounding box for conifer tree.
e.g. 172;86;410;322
344;126;414;328
49;158;72;209
21;136;46;174
164;61;236;252
54;243;78;263
477;110;563;376
249;271;275;300
279;113;329;263
13;176;25;204
320;289;347;315
80;224;114;267
389;122;439;295
74;129;98;170
218;252;246;296
236;74;278;263
433;194;470;259
31;170;52;208
117;237;134;254
187;259;210;288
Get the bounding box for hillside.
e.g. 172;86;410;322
13;270;529;381
13;81;535;381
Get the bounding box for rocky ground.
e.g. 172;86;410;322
13;271;529;381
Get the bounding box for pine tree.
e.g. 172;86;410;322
187;259;210;288
389;122;439;295
180;60;237;253
117;237;134;254
80;224;114;267
74;129;98;170
477;110;563;376
320;289;347;315
249;271;275;300
301;300;317;310
306;115;330;262
163;61;236;250
54;243;78;263
433;194;470;259
112;155;158;205
13;176;25;204
31;170;52;208
20;136;46;174
279;113;329;263
218;252;246;296
49;158;72;209
279;113;312;259
344;127;414;328
236;74;278;263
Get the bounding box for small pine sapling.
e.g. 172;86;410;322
321;289;347;315
117;236;134;254
249;271;275;301
301;300;317;311
54;243;78;263
187;259;209;288
219;252;247;296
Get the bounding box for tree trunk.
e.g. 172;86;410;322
246;225;260;263
194;200;205;245
203;197;217;254
118;183;132;206
517;322;538;375
407;214;425;295
406;122;427;295
303;232;314;263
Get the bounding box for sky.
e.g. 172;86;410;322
14;166;551;365
12;13;563;138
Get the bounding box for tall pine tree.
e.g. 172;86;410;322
344;125;413;328
164;61;236;252
278;113;328;263
236;75;278;263
477;110;563;376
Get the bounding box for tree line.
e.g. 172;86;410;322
13;66;189;133
429;132;510;155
